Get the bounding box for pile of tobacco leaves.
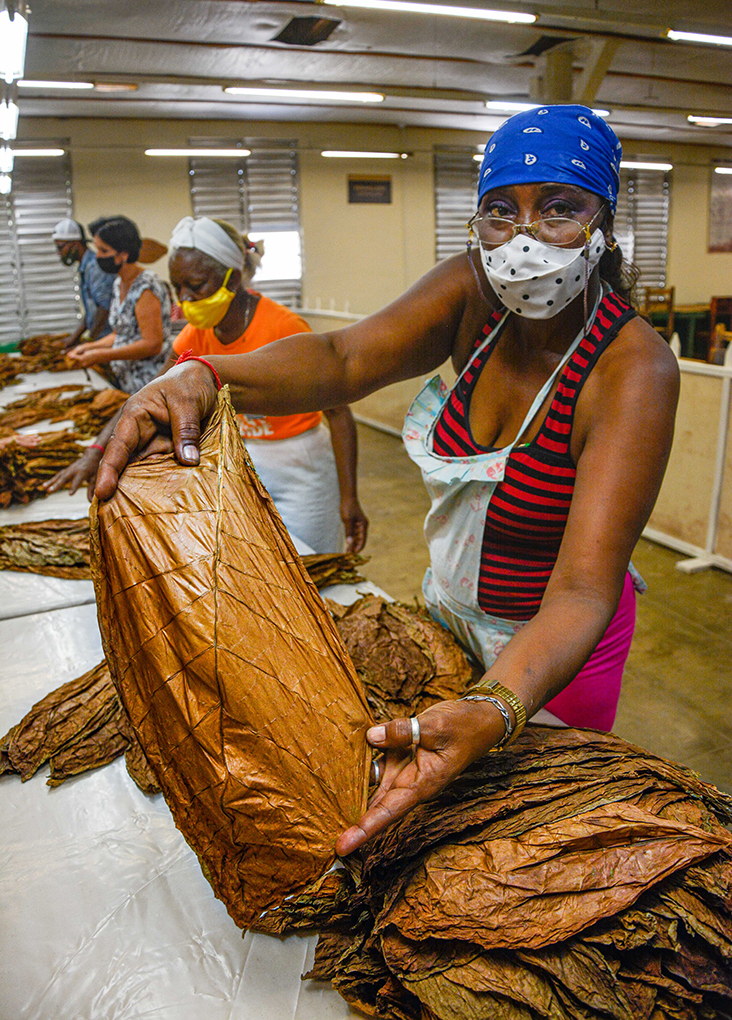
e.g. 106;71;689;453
5;579;729;1019
0;518;91;577
0;385;128;439
262;726;732;1020
0;333;71;386
0;516;368;585
0;430;87;506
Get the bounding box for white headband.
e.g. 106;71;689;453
169;216;244;272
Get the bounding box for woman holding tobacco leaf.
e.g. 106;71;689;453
95;107;679;857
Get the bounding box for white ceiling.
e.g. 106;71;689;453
15;0;732;148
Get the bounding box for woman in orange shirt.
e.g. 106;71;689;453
168;217;368;555
48;217;368;555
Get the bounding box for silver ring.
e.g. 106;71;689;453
372;757;381;784
410;716;421;746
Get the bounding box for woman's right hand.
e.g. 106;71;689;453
95;361;219;501
44;446;104;500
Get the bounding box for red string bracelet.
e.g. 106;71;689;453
88;443;105;453
175;350;223;391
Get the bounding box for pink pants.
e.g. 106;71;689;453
543;571;636;731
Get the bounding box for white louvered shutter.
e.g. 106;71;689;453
614;168;670;301
189;139;301;307
434;149;479;263
0;148;78;344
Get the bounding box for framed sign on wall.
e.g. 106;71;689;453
348;175;392;204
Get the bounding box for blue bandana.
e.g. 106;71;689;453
477;105;622;213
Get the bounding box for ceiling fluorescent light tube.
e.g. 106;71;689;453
18;80;95;90
688;115;732;126
714;167;732;175
0;101;19;142
145;148;251;157
13;148;65;156
322;0;535;23
667;29;732;47
620;160;673;171
321;150;404;158
485;100;610;116
224;87;384;103
0;10;28;85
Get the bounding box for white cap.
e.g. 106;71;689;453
52;218;84;241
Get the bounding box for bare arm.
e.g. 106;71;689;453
337;319;680;854
96;254;480;499
87;304;111;340
323;405;369;553
71;290;164;366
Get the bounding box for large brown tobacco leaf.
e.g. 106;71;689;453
0;385;128;439
90;388;373;929
0;430;86;506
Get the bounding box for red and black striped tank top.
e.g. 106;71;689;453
432;291;636;621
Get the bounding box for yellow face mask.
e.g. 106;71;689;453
181;268;235;329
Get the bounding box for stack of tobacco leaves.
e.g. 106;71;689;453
284;726;732;1020
90;388;374;929
0;515;365;585
331;594;479;719
0;384;128;439
0;333;71;387
0;660;158;793
0;517;90;578
17;333;73;372
0;430;86;506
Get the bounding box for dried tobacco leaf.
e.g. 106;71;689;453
0;429;87;506
300;552;367;588
334;594;478;721
0;333;71;387
0;660;120;782
17;333;72;372
91;388;373;929
0;385;127;439
0;517;90;578
381;801;730;951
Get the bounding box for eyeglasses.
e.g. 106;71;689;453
467;207;605;249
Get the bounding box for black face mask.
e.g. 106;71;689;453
61;253;78;267
96;255;120;275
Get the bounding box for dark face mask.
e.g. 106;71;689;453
61;253;78;267
96;254;121;275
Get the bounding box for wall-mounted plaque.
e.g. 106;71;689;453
348;175;392;204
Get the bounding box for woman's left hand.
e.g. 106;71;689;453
67;345;105;368
335;699;504;856
341;496;369;553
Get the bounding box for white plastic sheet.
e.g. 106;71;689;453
0;602;358;1020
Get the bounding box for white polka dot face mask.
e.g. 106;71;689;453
478;229;606;319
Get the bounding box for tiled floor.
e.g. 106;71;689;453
355;422;732;794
